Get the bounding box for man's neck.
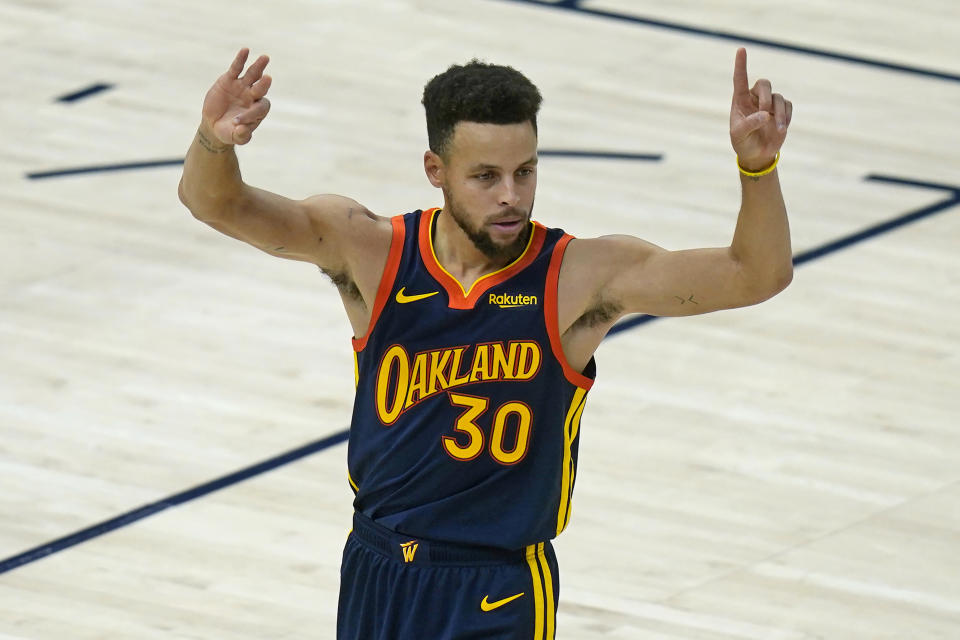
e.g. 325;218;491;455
432;209;516;292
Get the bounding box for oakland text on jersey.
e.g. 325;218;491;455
375;340;544;424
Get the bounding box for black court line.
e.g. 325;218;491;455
792;175;960;267
25;153;659;181
540;150;662;162
608;175;960;336
495;0;960;84
26;159;185;180
2;173;958;575
0;430;349;575
56;83;114;103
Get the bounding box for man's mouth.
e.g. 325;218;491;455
490;218;525;232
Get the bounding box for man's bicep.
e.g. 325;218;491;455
220;189;335;264
202;189;363;269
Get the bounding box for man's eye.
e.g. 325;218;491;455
475;173;493;180
517;168;533;177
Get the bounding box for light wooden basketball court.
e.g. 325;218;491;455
2;1;958;638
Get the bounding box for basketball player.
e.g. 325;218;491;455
179;47;793;639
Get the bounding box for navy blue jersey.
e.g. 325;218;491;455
347;208;595;550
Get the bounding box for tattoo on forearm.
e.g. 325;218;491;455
674;295;699;305
196;128;229;153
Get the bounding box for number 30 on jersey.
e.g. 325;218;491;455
442;392;533;465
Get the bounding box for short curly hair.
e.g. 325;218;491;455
422;59;542;157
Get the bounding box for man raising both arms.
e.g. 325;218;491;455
179;46;793;640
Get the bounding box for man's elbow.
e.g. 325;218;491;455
773;264;794;294
750;264;793;304
178;177;222;222
177;177;199;215
177;178;191;209
736;262;793;307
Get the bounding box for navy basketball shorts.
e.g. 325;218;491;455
338;512;559;640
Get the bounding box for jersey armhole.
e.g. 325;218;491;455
352;215;406;352
545;235;596;390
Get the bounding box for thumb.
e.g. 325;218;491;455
232;124;254;145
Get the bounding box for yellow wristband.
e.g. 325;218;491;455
737;152;780;177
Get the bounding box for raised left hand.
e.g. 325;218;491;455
729;47;792;172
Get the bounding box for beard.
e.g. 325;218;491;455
443;188;534;261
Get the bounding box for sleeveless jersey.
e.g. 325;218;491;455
347;208;595;550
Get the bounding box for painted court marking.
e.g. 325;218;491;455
56;83;114;103
609;175;960;335
26;159;185;180
539;150;662;162
0;431;349;574
494;0;960;84
24;151;660;180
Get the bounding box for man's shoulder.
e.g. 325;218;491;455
555;234;660;311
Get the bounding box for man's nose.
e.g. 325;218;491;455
497;178;520;208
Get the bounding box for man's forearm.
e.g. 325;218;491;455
730;168;793;295
178;123;245;220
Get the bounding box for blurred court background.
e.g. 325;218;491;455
1;1;958;637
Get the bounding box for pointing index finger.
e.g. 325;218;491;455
733;47;750;98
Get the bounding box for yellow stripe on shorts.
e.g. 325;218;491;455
524;542;556;639
537;543;555;639
526;544;545;639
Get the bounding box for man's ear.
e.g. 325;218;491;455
424;150;445;188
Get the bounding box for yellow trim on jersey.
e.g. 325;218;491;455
427;208;536;297
525;544;545;639
556;387;588;536
570;393;587;443
564;465;576;529
350;355;360;495
562;397;587;528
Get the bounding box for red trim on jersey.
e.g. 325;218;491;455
419;208;547;310
545;235;595;390
352;215;406;353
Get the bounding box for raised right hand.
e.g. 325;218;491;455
202;48;273;146
729;47;792;172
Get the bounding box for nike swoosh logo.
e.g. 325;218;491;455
480;592;525;612
395;287;440;304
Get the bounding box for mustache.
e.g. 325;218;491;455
488;208;529;224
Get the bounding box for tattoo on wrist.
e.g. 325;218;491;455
674;294;699;305
196;128;230;153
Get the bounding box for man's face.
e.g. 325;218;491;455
431;121;538;260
